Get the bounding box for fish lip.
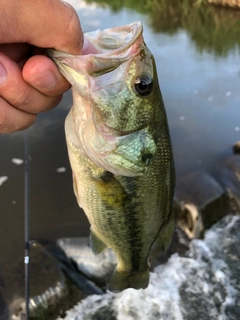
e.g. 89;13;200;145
47;21;143;62
87;21;143;56
47;48;70;62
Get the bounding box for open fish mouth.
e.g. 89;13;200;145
47;21;145;100
48;21;143;58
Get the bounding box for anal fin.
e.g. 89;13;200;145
90;228;108;255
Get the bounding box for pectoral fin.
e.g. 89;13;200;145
90;228;108;254
156;213;175;252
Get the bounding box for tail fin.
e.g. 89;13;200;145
108;267;149;293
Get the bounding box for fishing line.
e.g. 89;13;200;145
24;129;30;320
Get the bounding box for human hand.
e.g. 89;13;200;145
0;0;83;133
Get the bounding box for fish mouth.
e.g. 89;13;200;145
47;21;144;96
82;21;143;56
48;21;143;58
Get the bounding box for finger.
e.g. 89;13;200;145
22;55;70;96
0;43;31;62
0;53;64;114
0;97;36;133
0;0;83;55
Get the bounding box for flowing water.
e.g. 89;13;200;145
0;0;240;263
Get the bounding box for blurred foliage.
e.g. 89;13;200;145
85;0;240;56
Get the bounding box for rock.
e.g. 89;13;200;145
208;0;240;9
39;239;103;296
148;225;191;269
213;154;240;213
173;155;240;235
174;171;231;230
174;200;203;239
57;238;117;289
0;240;102;320
57;215;240;320
232;141;240;154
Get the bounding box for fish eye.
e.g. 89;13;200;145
134;76;153;96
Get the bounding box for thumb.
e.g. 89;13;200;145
0;0;83;55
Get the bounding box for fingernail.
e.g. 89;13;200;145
30;70;58;89
0;62;7;85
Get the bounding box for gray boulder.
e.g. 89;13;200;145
0;240;102;320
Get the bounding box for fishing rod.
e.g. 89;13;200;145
24;129;30;320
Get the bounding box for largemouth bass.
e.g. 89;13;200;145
49;21;175;292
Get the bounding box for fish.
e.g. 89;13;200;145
48;21;175;292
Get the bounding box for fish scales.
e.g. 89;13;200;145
49;21;175;292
